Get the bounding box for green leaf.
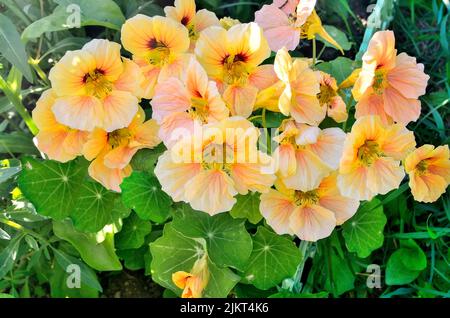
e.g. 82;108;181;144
0;160;21;184
115;213;152;250
130;144;166;173
0;228;10;240
117;245;148;271
230;192;263;224
269;291;329;298
0;293;14;298
120;171;171;223
0;234;24;279
323;245;355;296
0;133;39;155
386;239;427;286
52;248;102;292
243;227;301;290
342;198;387;258
317;25;352;51
150;224;240;298
171;204;253;271
316;56;355;84
18;157;88;220
0;13;33;82
53;220;122;271
22;0;125;40
70;181;130;233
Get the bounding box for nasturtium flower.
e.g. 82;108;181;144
352;30;429;125
274;48;323;125
121;15;191;99
338;115;416;201
273;119;345;191
260;174;359;241
82;107;160;191
172;253;209;298
49;39;143;132
255;0;316;51
155;117;275;215
405;145;450;203
32;90;88;162
195;23;273;118
317;71;348;123
164;0;220;50
151;57;229;147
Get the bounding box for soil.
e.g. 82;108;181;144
101;270;163;298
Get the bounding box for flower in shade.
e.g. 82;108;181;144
317;71;348;123
404;144;450;203
255;0;343;53
164;0;220;50
260;174;359;241
273;119;346;191
151;57;229;147
195;23;273;118
82;107;160;191
274;47;323;125
352;30;429;125
121;15;191;99
338;115;416;201
172;252;209;298
32;90;88;162
154;117;275;215
48;39;143;132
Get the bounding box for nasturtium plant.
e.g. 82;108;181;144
0;0;448;300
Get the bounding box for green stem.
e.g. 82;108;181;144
0;75;39;135
29;59;49;85
291;241;312;293
0;217;48;243
312;38;317;68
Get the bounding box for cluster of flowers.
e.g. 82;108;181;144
34;0;449;244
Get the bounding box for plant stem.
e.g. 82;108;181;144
0;217;48;243
291;241;312;293
312;38;317;68
0;75;39;135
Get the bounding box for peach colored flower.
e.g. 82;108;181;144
32;90;88;162
121;15;191;99
195;23;273;118
260;174;359;241
151;57;229;147
405;145;450;203
164;0;220;50
274;48;323;125
317;71;348;123
353;30;429;125
273;119;346;191
82;107;160;191
48;39;143;132
154;117;275;215
172;253;209;298
338;115;416;201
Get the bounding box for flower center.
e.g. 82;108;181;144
108;128;131;148
357;140;381;166
222;54;249;85
83;69;112;99
147;39;171;66
201;143;234;172
416;159;429;176
189;96;209;122
318;83;337;105
294;189;320;206
373;68;388;94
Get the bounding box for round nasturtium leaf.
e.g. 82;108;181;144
120;171;171;223
342;198;387;258
171;204;253;271
115;212;152;250
243;226;301;290
230;192;263;224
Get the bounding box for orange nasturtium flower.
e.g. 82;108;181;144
154;117;275;215
32;90;88;162
172;253;209;298
260;174;359;242
317;71;348;123
273;119;346;191
151;57;229;147
82;107;160;192
405;145;450;203
274;48;323;125
48;39;143;132
338;116;416;201
195;22;273;118
121;15;191;99
164;0;220;49
352;30;429;125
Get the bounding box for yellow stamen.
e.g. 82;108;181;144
373;68;388;94
84;69;113;99
189;96;209;122
222;54;249;85
147;40;171;66
415;160;428;176
318;83;337;105
108;128;131;148
357;140;382;166
294;189;320;206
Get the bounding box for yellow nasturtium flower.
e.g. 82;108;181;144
172;253;210;298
